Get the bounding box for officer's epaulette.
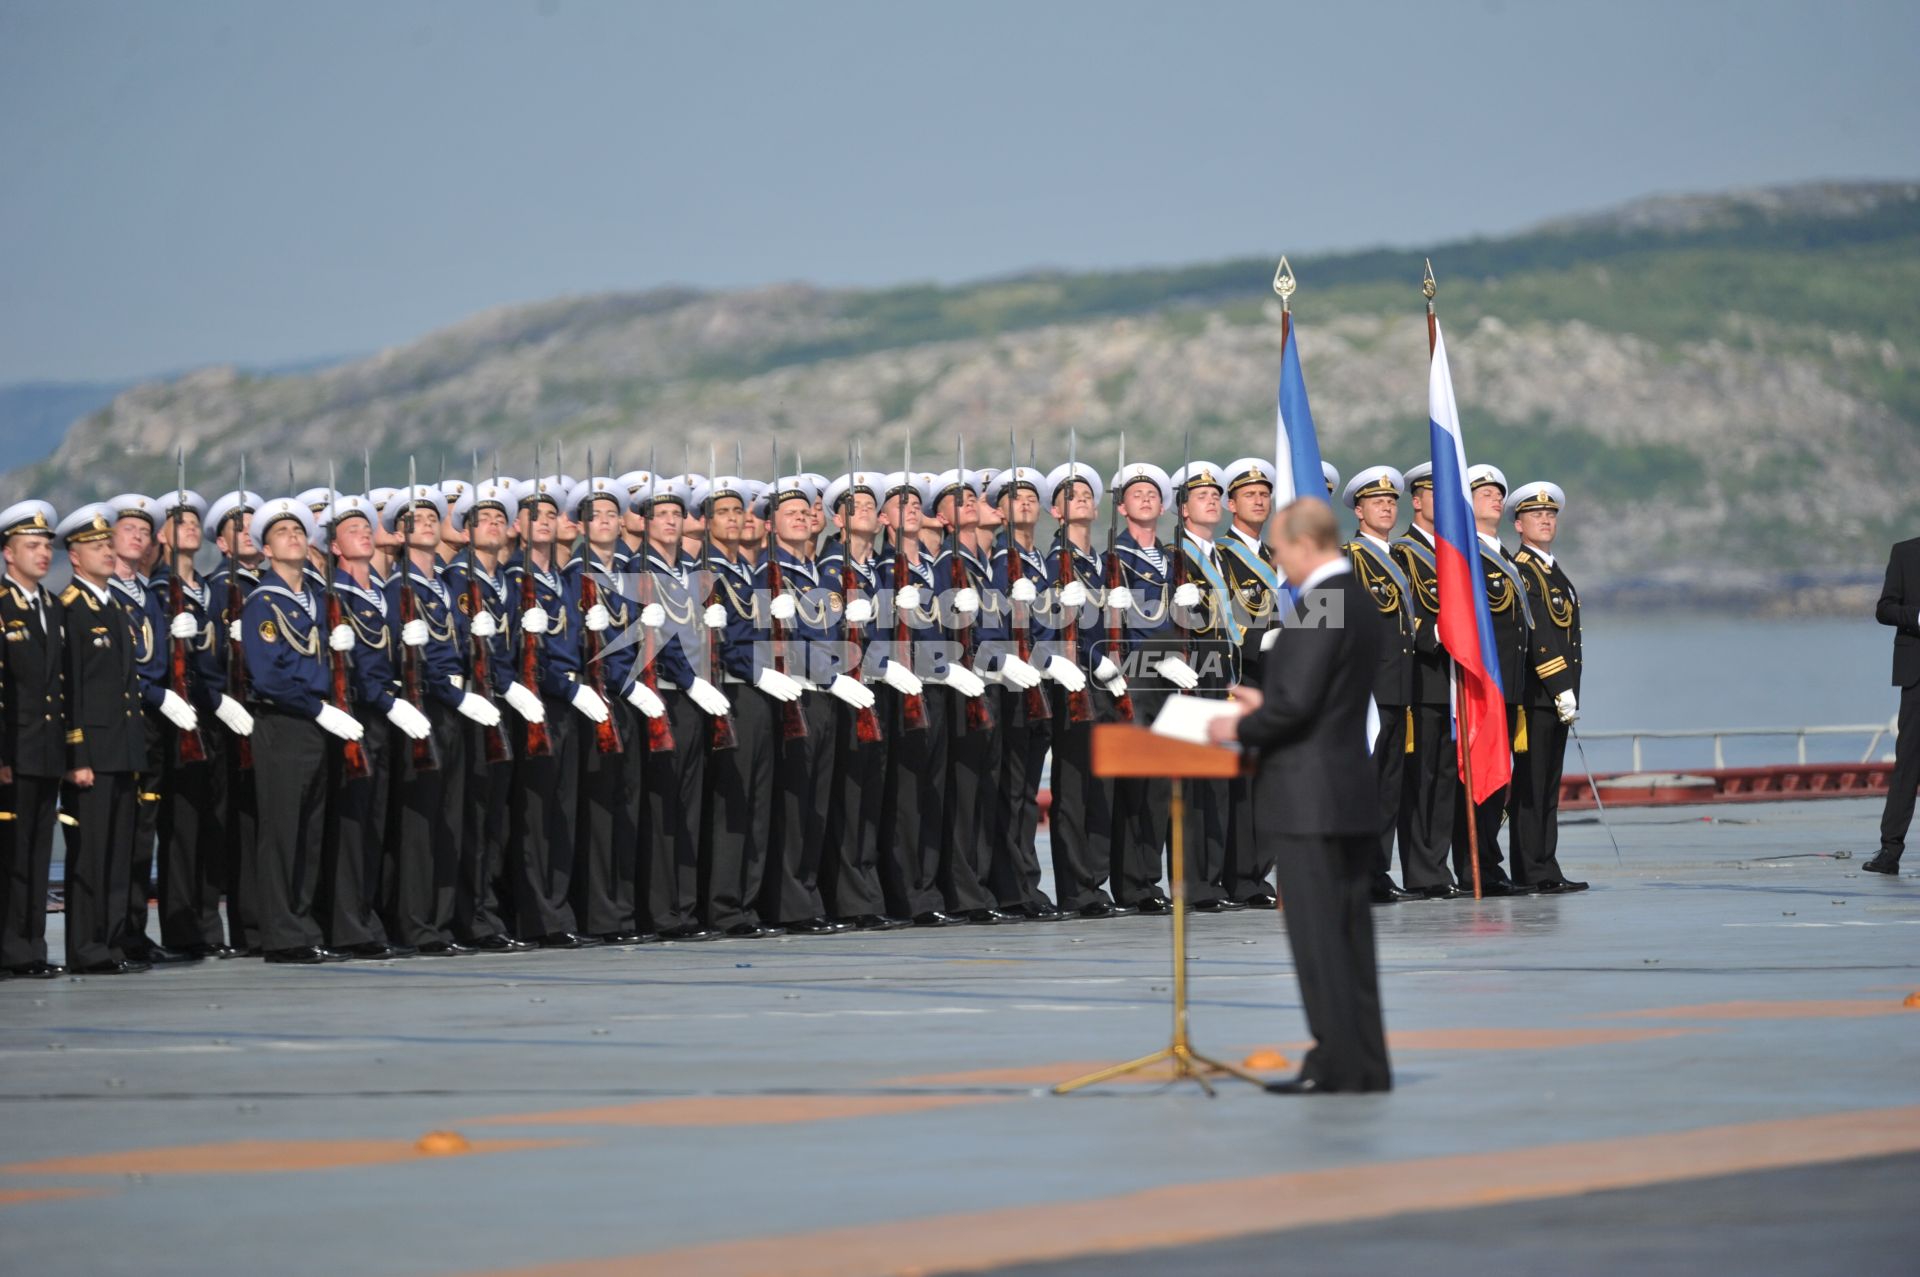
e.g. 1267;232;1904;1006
59;584;82;607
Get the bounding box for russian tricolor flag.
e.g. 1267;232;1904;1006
1428;321;1511;803
1272;319;1328;508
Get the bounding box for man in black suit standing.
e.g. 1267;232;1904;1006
1867;535;1920;875
1209;499;1390;1095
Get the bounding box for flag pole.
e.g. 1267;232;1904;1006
1425;259;1481;901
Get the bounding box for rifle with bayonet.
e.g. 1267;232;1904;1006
463;457;511;765
324;461;371;780
167;447;209;763
397;457;438;772
1102;434;1136;723
947;437;992;734
1057;428;1093;725
1004;430;1048;723
224;455;254;769
704;444;738;750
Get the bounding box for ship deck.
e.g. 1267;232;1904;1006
3;797;1917;1276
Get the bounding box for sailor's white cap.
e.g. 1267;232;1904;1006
1342;465;1405;507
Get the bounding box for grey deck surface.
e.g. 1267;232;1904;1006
2;797;1916;1275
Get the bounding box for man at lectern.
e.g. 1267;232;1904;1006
1208;499;1391;1094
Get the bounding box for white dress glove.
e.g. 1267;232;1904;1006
640;602;667;628
844;598;875;625
1158;654;1200;690
895;584;922;612
1555;689;1579;724
687;677;731;717
881;661;923;697
703;603;727;629
1010;578;1037;603
1000;653;1043;689
503;680;546;723
401;618;430;647
214;693;254;736
1094;655;1122;684
1107;586;1135;611
158;689;199;732
521;606;550;635
315;703;365;742
584;603;611;632
456;692;502;727
951;587;980;615
169;612;198;640
1173;582;1203;609
571;684;609;724
229;619;242;644
625;680;667;719
1058;580;1088;609
1044;654;1087;692
329;623;356;652
469;610;498;639
386;699;432;740
828;673;876;710
941;663;986;698
754;667;803;703
768;593;796;622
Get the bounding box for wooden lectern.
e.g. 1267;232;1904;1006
1052;724;1267;1096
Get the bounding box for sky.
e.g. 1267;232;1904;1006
2;0;1916;384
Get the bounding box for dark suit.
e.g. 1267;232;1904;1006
1392;527;1456;890
1508;546;1582;885
1234;566;1390;1092
1877;537;1920;860
1;578;64;969
1347;536;1416;891
59;580;149;969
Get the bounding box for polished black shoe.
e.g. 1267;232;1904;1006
1016;903;1067;921
597;932;652;946
1241;892;1279;909
1076;901;1118;919
1135;897;1171;915
1535;879;1590;894
469;934;537;952
78;957;152;975
1862;853;1902;875
1265;1075;1389;1095
8;960;65;979
1371;881;1419;904
853;914;912;931
185;944;242;961
538;932;603;949
963;908;1010;925
913;910;960;927
1478;881;1533;897
725;921;785;938
783;917;842;935
343;941;410;960
415;940;476;957
1418;884;1467;900
129;943;200;965
662;925;720;942
1191;898;1241;912
263;946;333;965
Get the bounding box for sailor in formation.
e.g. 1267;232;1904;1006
0;444;1590;975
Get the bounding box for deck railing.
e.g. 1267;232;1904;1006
1576;719;1898;772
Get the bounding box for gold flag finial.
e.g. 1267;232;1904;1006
1271;255;1296;306
1421;258;1437;302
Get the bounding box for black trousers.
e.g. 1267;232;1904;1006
511;700;581;938
1879;681;1920;858
61;771;138;969
641;692;706;934
155;730;226;950
1222;770;1272;903
1370;704;1409;887
457;725;513;942
1110;686;1170;905
1047;687;1115;912
322;707;391;950
577;699;641;937
878;685;946;919
1399;703;1458;891
702;683;774;931
1450;706;1517;889
823;698;888;919
250;712;328;953
763;691;835;925
1;774;60;967
385;699;467;947
989;685;1053;912
1271;832;1391;1091
223;741;259;951
1508;705;1571;886
938;687;998;914
124;709;164;948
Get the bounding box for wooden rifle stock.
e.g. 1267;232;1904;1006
1056;533;1093;725
464;564;511;765
765;548;807;741
324;580;370;780
891;535;927;731
637;561;675;753
841;546;883;744
704;563;738;750
1102;541;1136;724
947;536;992;733
516;561;553;757
166;571;209;763
396;572;438;772
223;550;253;770
578;566;624;754
1005;531;1050;722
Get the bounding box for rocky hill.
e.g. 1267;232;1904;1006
13;180;1920;596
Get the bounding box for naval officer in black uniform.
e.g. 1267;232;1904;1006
1506;481;1588;893
1211;498;1390;1094
1342;466;1419;904
1;501;66;977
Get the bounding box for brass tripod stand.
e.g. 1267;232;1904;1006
1053;725;1267;1096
